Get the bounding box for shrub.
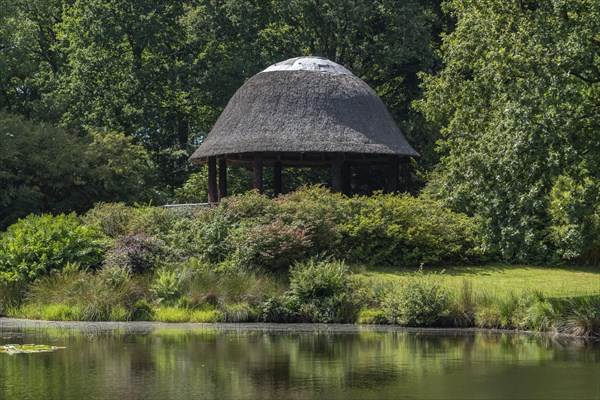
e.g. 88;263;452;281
103;233;163;273
162;210;230;263
273;186;348;256
516;292;558;331
133;299;154;321
150;269;180;305
260;296;298;322
97;264;130;287
232;220;311;271
0;213;104;290
83;203;179;239
287;259;360;323
339;193;483;266
382;268;451;326
81;203;137;238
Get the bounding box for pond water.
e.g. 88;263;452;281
0;319;598;400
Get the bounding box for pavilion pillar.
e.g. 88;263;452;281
273;161;282;195
386;156;399;193
207;156;218;203
341;161;351;196
399;157;410;192
218;158;227;200
331;154;350;194
253;154;264;193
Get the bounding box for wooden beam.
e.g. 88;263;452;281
386;156;399;193
253;153;264;193
207;156;218;203
273;160;282;195
218;158;227;200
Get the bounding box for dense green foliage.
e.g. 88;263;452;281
0;113;155;229
382;268;450;326
341;193;484;266
0;198;595;335
286;259;361;323
153;187;483;269
418;0;599;264
0;213;103;292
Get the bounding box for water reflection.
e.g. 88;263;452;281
0;322;598;400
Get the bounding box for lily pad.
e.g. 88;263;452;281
0;344;66;355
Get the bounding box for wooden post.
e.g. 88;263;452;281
399;157;410;193
207;156;218;203
273;161;282;195
341;161;351;196
218;158;227;200
331;154;343;193
386;156;399;193
253;153;264;193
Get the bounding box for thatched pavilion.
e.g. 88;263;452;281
190;56;419;202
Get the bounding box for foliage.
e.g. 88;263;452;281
189;308;221;323
0;214;104;290
103;233;164;274
81;203;138;239
154;307;191;323
20;267;146;321
549;175;600;265
287;259;360;323
0;0;444;194
260;296;298;323
382;268;450;326
221;302;259;323
232;221;311;271
357;309;388;324
417;0;600;263
174;166;254;204
556;296;600;337
161;209;231;263
0;113;156;229
150;269;181;305
340;193;484;266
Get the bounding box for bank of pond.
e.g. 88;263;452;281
0;188;598;337
1;260;598;338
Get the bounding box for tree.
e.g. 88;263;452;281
417;0;600;262
0;112;155;229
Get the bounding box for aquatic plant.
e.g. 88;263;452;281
0;344;65;355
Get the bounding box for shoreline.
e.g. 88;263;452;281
1;317;596;340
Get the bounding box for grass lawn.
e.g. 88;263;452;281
355;263;600;299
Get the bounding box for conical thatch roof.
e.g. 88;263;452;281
190;57;419;165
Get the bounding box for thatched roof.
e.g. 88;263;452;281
190;57;419;166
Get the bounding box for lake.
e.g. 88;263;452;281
0;319;598;400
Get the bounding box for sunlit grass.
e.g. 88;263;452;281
355;264;600;300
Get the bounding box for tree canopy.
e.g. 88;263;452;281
418;0;599;263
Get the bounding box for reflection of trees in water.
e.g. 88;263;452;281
0;328;598;399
